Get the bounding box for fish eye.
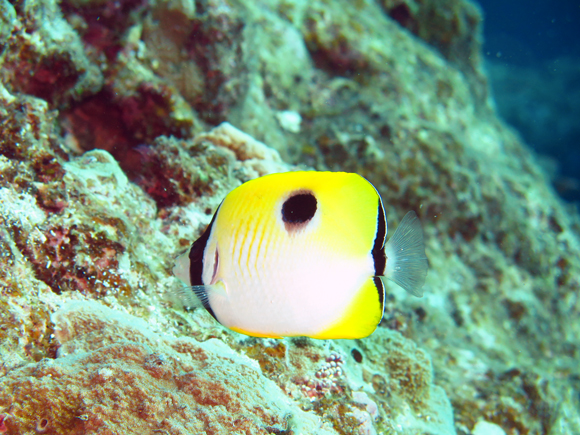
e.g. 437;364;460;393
281;192;317;225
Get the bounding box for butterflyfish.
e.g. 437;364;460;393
173;171;428;339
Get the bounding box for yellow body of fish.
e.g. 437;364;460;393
173;171;427;339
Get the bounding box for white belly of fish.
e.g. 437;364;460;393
206;227;375;337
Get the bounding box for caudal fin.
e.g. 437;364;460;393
383;211;428;297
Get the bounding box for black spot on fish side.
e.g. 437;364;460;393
282;192;317;229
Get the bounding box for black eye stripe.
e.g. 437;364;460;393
282;192;317;225
187;202;221;321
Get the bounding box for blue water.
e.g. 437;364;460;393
479;0;580;202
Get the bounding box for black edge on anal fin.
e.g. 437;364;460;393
188;203;222;320
372;197;387;276
373;276;385;323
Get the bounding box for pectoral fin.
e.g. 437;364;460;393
172;281;227;320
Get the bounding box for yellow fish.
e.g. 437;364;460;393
173;171;428;339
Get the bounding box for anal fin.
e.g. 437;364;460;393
312;277;384;340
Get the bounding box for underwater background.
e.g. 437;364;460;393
0;0;579;434
481;0;580;204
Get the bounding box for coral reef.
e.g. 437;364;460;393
0;0;102;106
1;0;579;434
0;301;337;434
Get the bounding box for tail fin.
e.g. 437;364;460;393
383;211;428;297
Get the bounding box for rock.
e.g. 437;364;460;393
0;301;338;435
472;420;506;435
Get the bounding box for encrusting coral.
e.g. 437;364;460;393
1;299;455;434
1;301;339;434
1;0;579;434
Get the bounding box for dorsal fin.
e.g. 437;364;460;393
371;197;387;275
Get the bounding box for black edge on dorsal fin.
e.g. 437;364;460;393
371;196;387;321
188;203;222;319
372;196;387;276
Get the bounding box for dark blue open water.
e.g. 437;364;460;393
479;0;580;203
